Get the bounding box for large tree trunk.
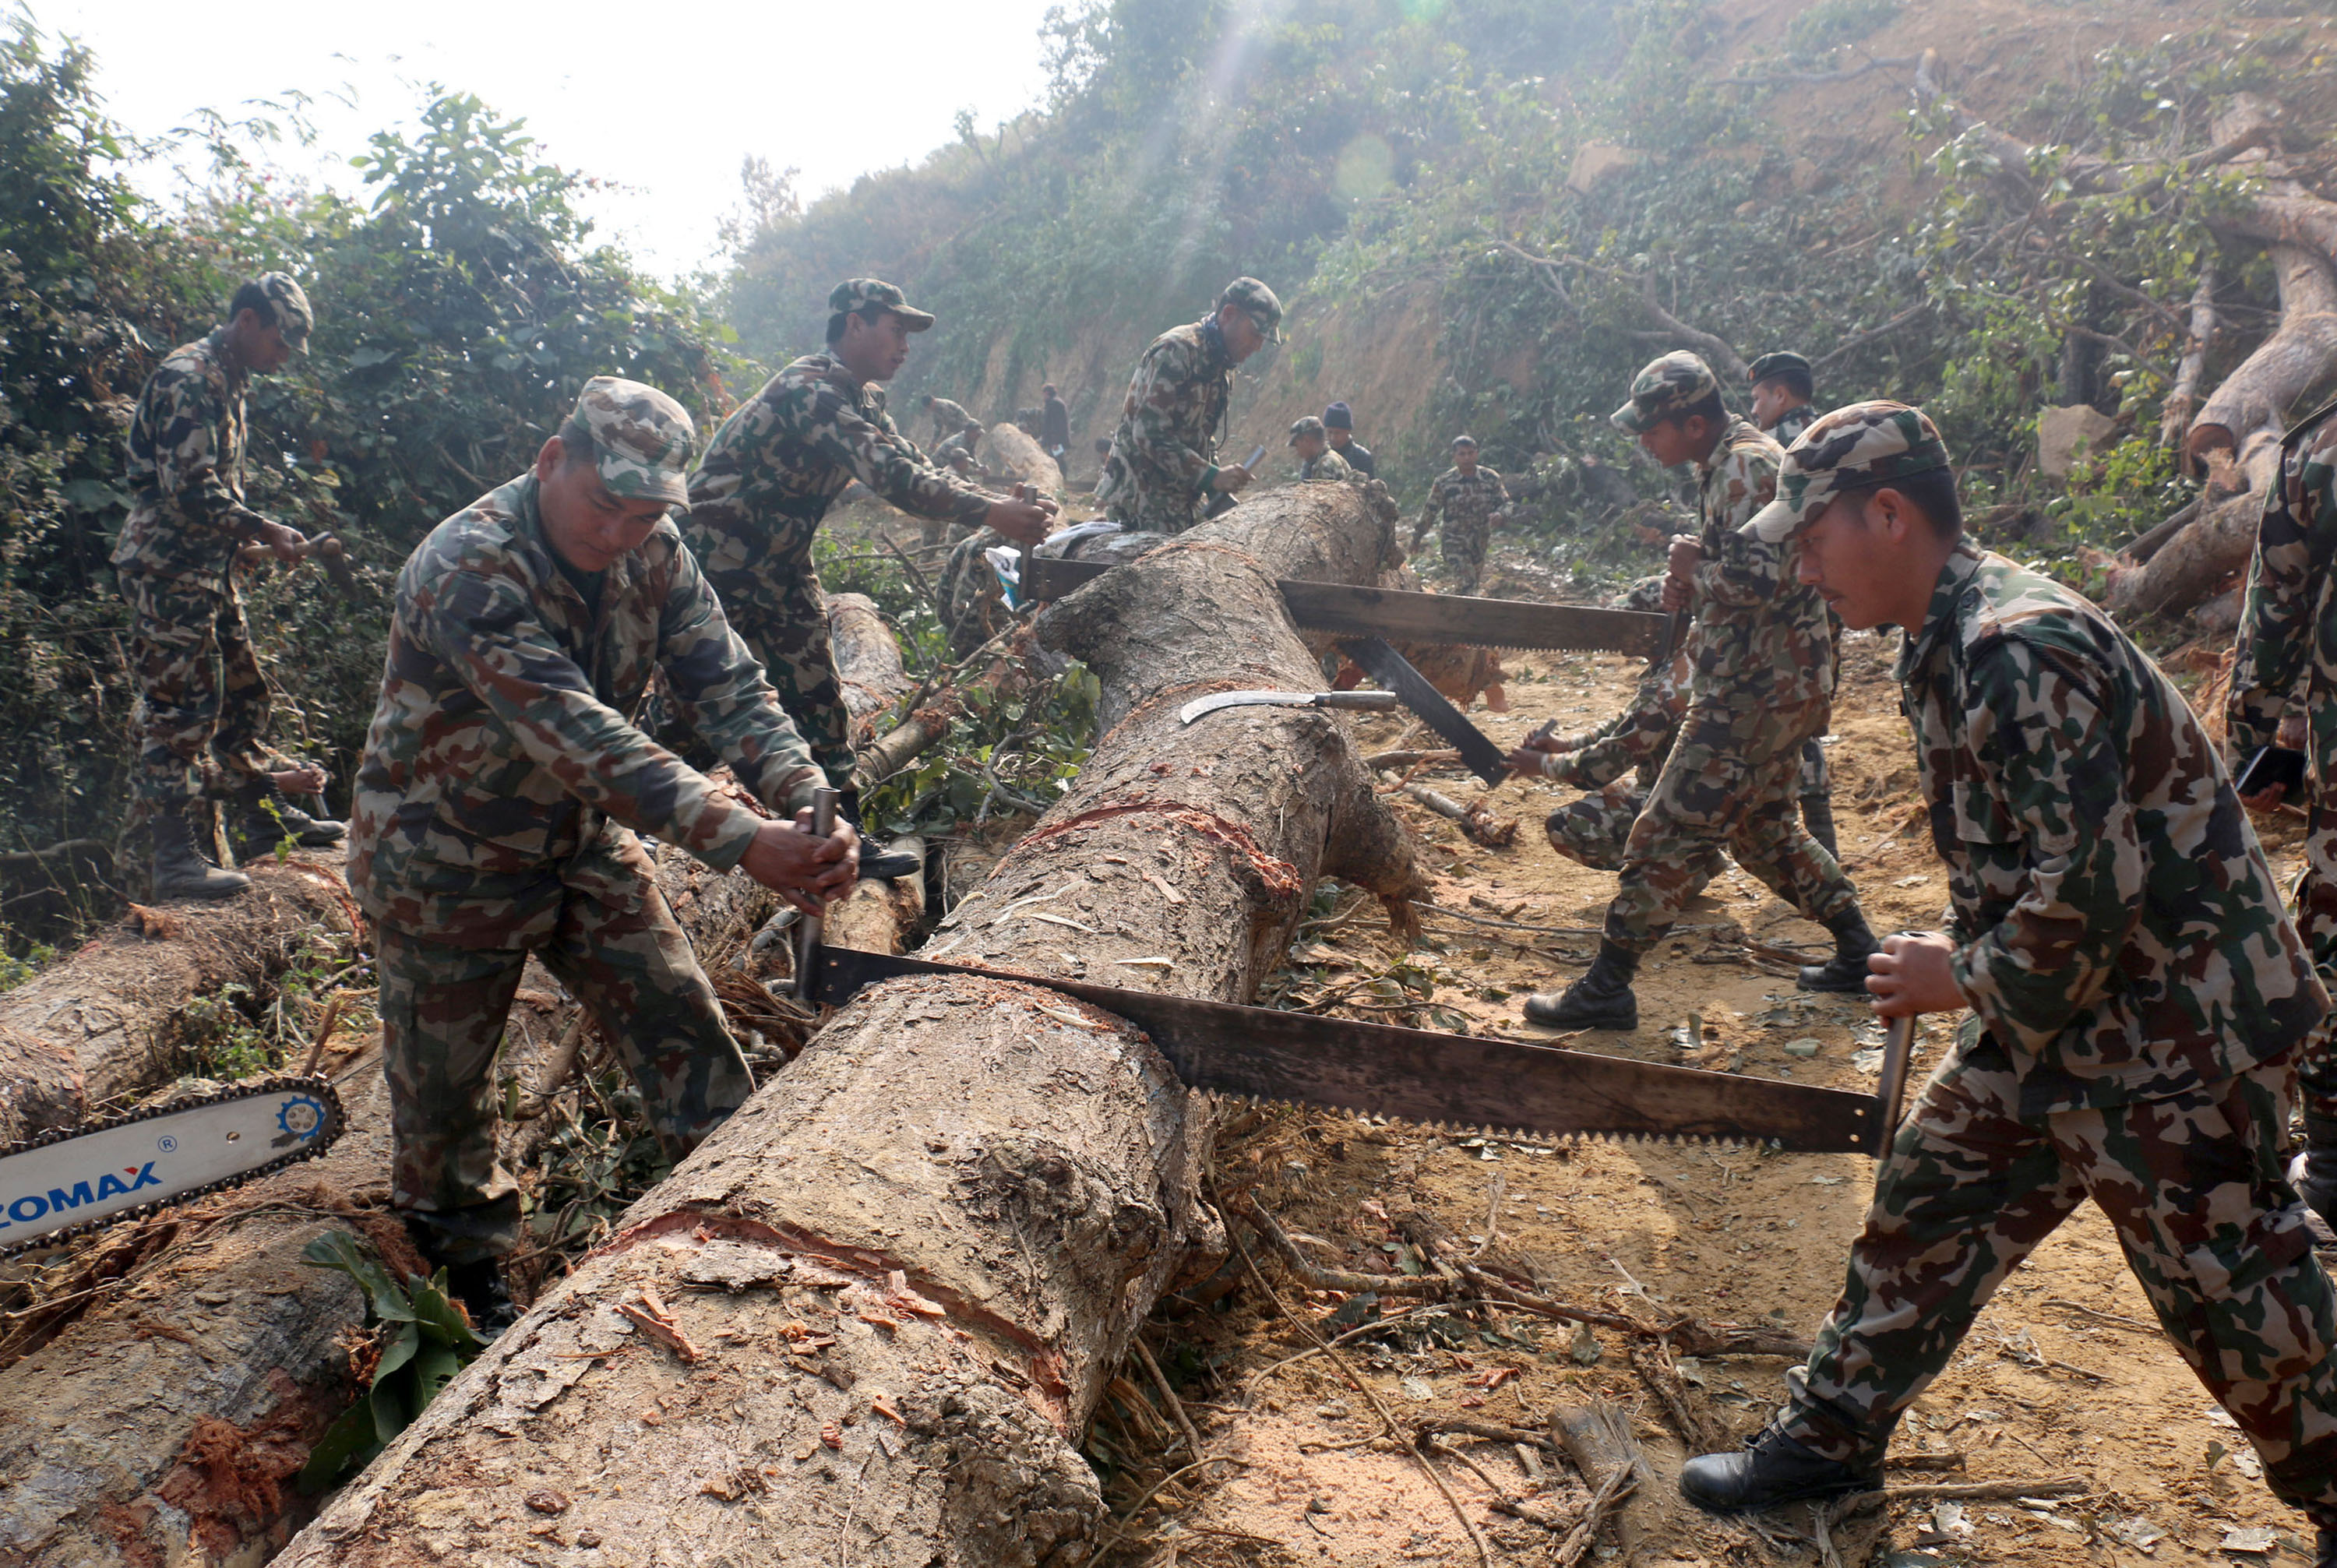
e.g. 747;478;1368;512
0;856;354;1144
986;422;1065;495
0;849;777;1567
2187;245;2337;476
2104;435;2283;618
273;484;1427;1566
828;590;911;740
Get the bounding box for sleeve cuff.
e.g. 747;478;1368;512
692;802;766;872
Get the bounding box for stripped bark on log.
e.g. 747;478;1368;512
0;856;354;1145
274;484;1428;1566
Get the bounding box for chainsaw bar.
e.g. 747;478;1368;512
807;946;1884;1154
0;1074;347;1259
1020;558;1667;657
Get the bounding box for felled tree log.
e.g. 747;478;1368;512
825;835;927;955
2103;435;2282;618
2160;265;2219;450
275;484;1428;1566
985;421;1065;495
828;591;911;741
2187;245;2337;477
0;849;776;1568
0;855;353;1145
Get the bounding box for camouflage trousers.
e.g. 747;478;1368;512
702;558;854;787
376;881;753;1260
2286;809;2337;1118
1546;781;1647;872
1780;1037;2337;1525
1601;708;1856;957
118;566;273;811
1440;520;1489;595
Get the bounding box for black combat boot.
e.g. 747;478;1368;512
230;776;346;855
2317;1525;2337;1568
150;805;251;900
1801;793;1840;859
1679;1423;1880;1515
1522;940;1639;1031
1799;908;1880;994
2290;1111;2337;1237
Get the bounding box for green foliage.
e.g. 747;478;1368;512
297;1230;487;1492
863;655;1101;833
0;20;743;857
174;930;359;1079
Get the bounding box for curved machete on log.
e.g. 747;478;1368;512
273;483;1427;1565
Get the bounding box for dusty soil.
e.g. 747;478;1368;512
1086;546;2318;1566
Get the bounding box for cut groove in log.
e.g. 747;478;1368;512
275;484;1428;1565
0;855;354;1145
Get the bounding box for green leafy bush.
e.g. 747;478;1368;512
297;1230;488;1491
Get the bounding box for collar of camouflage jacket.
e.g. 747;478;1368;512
1895;537;1987;684
809;351;884;410
201;326;249;394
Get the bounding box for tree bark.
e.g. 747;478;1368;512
825;836;927;956
828;591;911;742
0;850;778;1567
2161;265;2219;451
985;423;1065;495
2103;435;2282;618
2187;245;2337;474
273;484;1428;1566
0;856;354;1145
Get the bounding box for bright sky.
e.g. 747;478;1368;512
24;0;1063;279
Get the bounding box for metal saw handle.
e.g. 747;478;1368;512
794;786;841;1002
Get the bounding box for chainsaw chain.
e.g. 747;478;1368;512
0;1073;348;1261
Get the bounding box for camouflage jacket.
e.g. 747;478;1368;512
1298;447;1355;482
1095;319;1235;534
1418;467;1508;537
115;329;275;581
685;354;994;578
2229;402;2337;791
1907;541;2324;1114
1683;417;1831;734
1548;654;1687;791
926;397;975;442
1766;404;1817;447
348;472;823;948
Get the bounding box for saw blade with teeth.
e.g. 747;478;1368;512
808;946;1884;1154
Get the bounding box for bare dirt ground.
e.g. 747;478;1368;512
1087;548;2318;1566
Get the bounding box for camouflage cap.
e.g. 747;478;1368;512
1218;277;1284;342
828;278;935;332
254;272;314;350
1747;351;1811;386
567;375;697;508
1288;414;1327;446
1747;400;1953;542
1611;351;1719;434
1450;433;1479;449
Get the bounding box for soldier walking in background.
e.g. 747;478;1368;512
685;280;1053;802
1524;354;1877;1030
117;272;345;900
1094;277;1281;534
348;377;858;1310
1750;349;1842;856
1324;400;1375;477
1687;405;2337;1564
1414;435;1508;594
918;391;975;446
1040;382;1070;463
2229;393;2337;1235
1288;415;1353;481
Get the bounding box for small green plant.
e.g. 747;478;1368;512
297;1230;487;1492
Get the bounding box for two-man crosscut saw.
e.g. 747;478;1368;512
1023;558;1670;659
0;1075;347;1258
805;943;1919;1156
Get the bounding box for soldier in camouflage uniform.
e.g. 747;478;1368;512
2229;394;2337;1234
919;393;975;445
349;377;860;1283
1094;278;1281;534
1684;405;2337;1560
1288;415;1354;482
1414;435;1508;594
1524;354;1876;1031
1750;351;1842;855
116;273;347;900
685;281;1053;796
1511;647;1688;869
